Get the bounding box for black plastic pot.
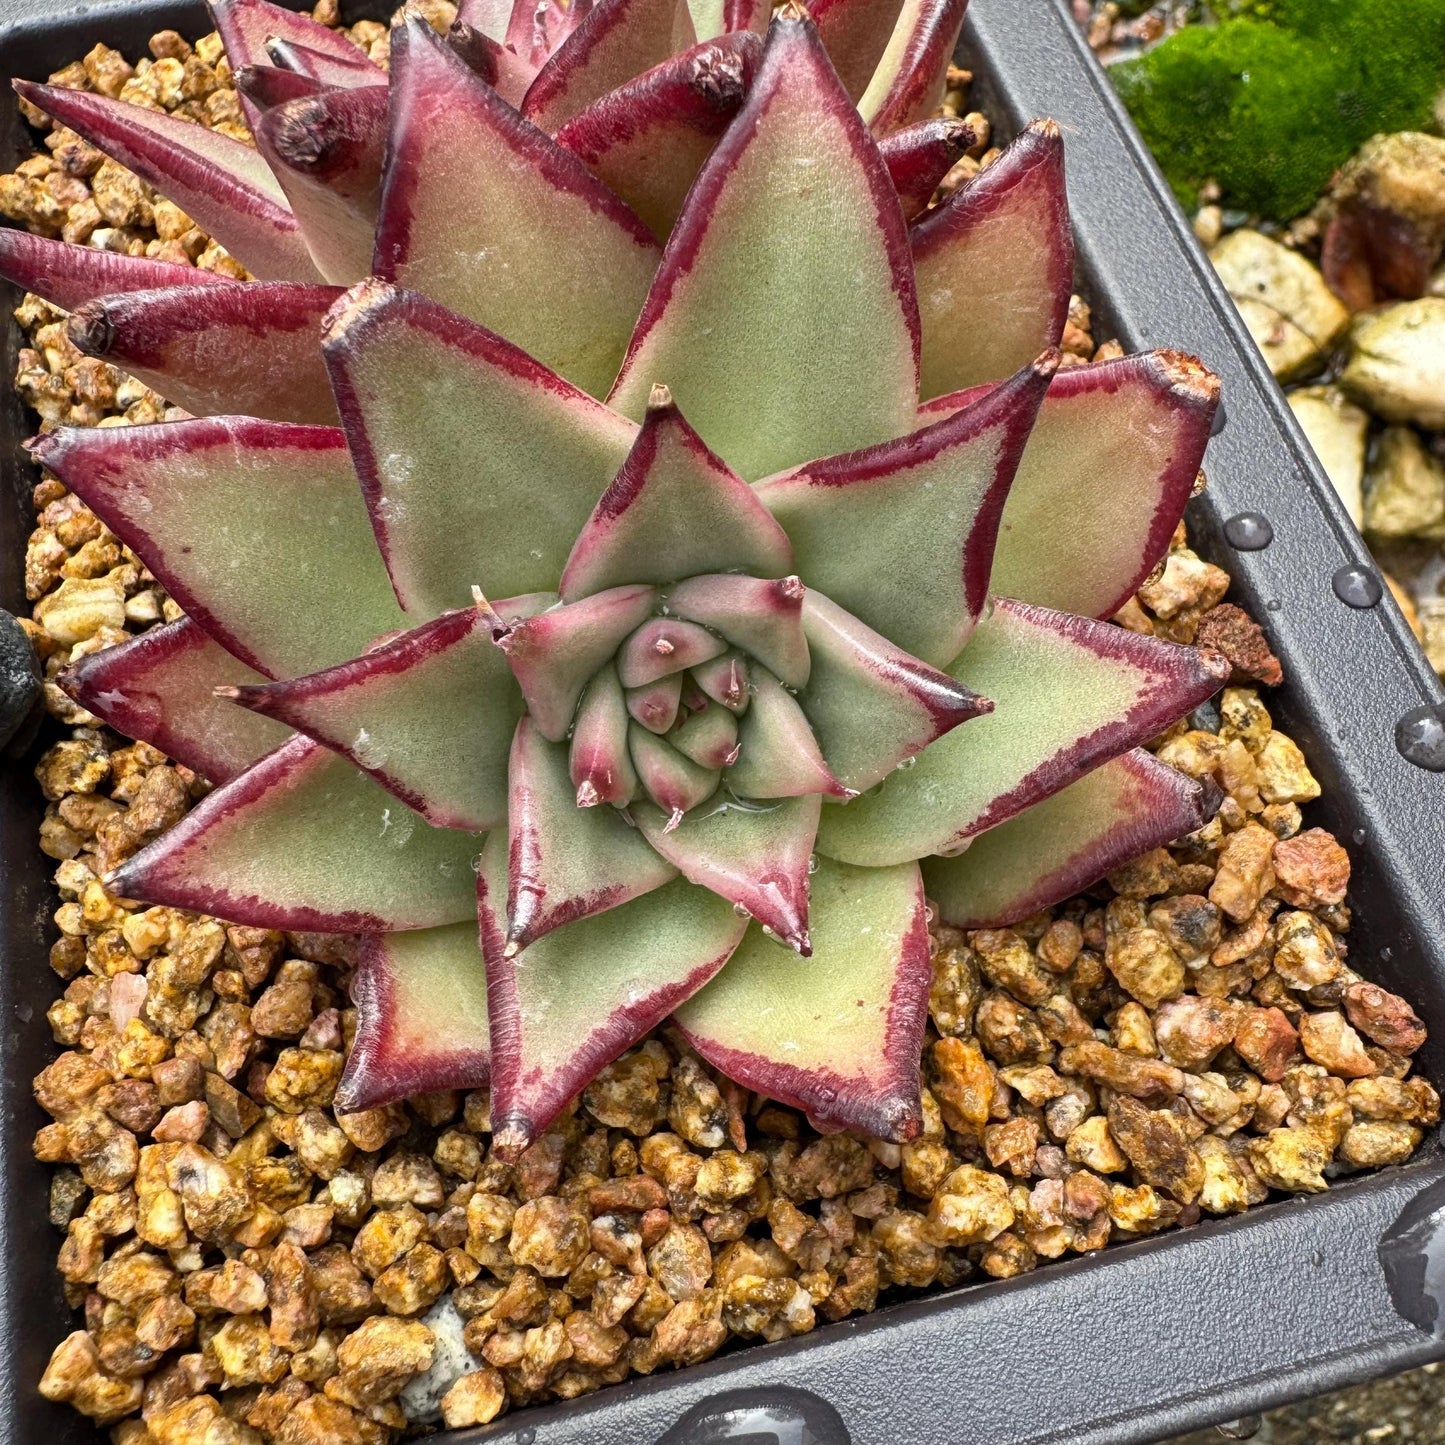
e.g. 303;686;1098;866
3;1;1444;1441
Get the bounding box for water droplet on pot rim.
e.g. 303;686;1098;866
1332;564;1383;609
1223;512;1273;550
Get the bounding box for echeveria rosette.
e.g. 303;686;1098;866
9;0;1231;1152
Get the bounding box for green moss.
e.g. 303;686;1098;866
1111;0;1445;220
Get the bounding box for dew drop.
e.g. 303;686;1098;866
1309;1248;1324;1266
895;755;916;771
1331;564;1383;609
807;854;819;875
1265;599;1282;613
733;902;751;918
1223;512;1273;550
1395;702;1445;772
517;1430;537;1445
1352;827;1367;845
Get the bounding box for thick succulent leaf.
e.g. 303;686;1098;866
227;603;538;831
255;87;389;285
808;0;905;101
59;619;289;784
456;0;515;41
911;120;1072;401
478;833;746;1153
618;617;726;687
375;19;660;398
629;724;719;817
498;584;657;740
323;281;638;617
925;749;1223;929
234;63;327;109
729;669;847;800
67;282;342;425
264;37;384;88
608;12;919;481
670;703;739;769
626;673;684;733
508;716;678;948
30;419;405;680
560;391;792;600
856;0;969;134
674;853;929;1139
337;924;491;1110
522;0;694;133
922;353;1221;619
665;573;809;688
507;0;596;67
878;114;978;220
210;0;377;82
692;649;749;712
817;599;1231;865
796;590;988;794
555;33;761;242
12;81;319;283
756;352;1054;668
109;737;481;930
635;793;819;950
0;230;229;313
446;20;539;105
571;663;639;806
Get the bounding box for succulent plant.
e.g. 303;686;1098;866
8;0;1229;1152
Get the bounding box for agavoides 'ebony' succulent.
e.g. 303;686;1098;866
8;0;1229;1151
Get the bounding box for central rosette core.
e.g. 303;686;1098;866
496;568;849;827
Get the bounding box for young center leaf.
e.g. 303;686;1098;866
795;590;989;794
665;573;810;687
559;388;792;601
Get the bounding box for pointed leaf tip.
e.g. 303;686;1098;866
927;350;1221;619
13;79;319;282
634;793;819;949
108;737;481;932
60;618;289;784
507;716;676;948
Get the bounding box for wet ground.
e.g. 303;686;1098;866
1169;1363;1445;1444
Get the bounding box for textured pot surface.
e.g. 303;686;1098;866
1;2;1443;1443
